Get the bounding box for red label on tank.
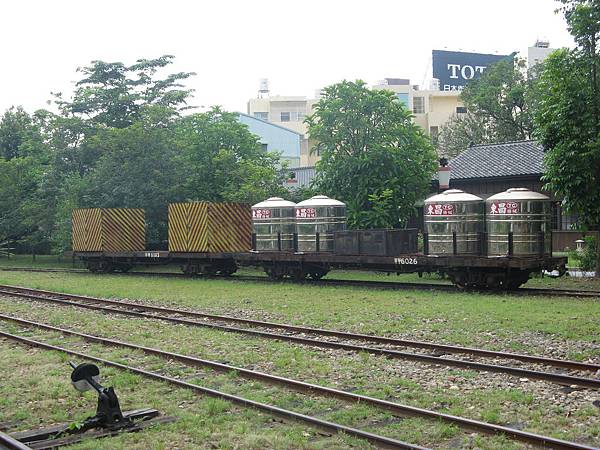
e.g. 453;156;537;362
426;204;454;216
296;207;316;219
489;201;519;214
252;209;272;219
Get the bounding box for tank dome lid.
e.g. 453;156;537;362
252;197;296;208
487;188;550;201
296;194;346;207
424;189;483;203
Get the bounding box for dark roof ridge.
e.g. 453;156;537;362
465;139;537;149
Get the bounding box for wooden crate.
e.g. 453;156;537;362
168;202;252;253
72;208;145;252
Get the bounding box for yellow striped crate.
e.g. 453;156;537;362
72;208;145;252
168;202;252;253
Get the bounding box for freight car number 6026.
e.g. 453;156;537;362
394;257;418;265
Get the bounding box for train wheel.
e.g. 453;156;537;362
309;269;328;280
115;264;133;273
291;268;307;281
505;270;530;290
264;266;284;280
219;262;238;277
181;264;199;276
202;266;218;276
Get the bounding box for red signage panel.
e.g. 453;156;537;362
296;207;316;219
489;201;519;214
252;209;272;219
426;203;454;216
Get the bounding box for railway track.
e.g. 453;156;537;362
0;314;596;450
0;284;599;389
0;326;424;450
1;266;599;298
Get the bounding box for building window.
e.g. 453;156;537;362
297;112;305;122
413;97;425;114
254;112;268;121
395;93;409;108
261;143;269;152
429;126;439;145
553;203;581;230
456;106;467;114
280;112;290;122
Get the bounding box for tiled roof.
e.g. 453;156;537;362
446;140;543;180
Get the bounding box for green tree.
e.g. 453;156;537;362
0;107;46;160
533;0;600;275
0;107;51;253
439;57;534;157
306;80;437;228
0;157;44;244
34;55;196;251
437;113;495;158
53;55;195;129
175;107;286;205
76;108;182;246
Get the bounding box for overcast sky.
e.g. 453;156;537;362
1;0;574;115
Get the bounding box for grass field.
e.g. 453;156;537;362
0;269;599;449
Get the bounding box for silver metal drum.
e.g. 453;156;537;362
296;195;346;252
252;197;296;251
486;188;551;256
424;189;484;255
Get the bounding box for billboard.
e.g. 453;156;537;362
432;50;511;91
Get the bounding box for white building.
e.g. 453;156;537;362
528;39;556;69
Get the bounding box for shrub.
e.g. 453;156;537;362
579;236;598;272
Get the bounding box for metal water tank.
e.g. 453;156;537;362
424;189;484;255
296;195;346;252
486;188;551;256
251;197;296;251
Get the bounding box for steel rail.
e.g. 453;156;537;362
0;430;31;450
0;267;88;274
0;330;425;450
3;285;596;372
0;314;596;450
1;266;599;298
1;286;599;389
1;285;599;372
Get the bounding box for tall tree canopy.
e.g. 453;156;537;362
0;55;285;251
175;108;286;205
0;107;46;160
306;80;437;229
533;0;600;274
439;57;535;157
53;55;196;129
0;108;48;251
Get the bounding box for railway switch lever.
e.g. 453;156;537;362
69;361;131;430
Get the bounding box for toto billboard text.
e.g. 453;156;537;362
432;50;511;91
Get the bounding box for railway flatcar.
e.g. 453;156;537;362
72;190;567;290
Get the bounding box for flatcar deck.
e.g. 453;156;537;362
73;250;566;268
73;250;567;289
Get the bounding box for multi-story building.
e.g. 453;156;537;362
371;78;464;146
237;113;302;168
247;95;319;166
247;82;462;165
527;39;555;70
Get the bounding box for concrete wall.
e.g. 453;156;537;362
553;231;598;252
